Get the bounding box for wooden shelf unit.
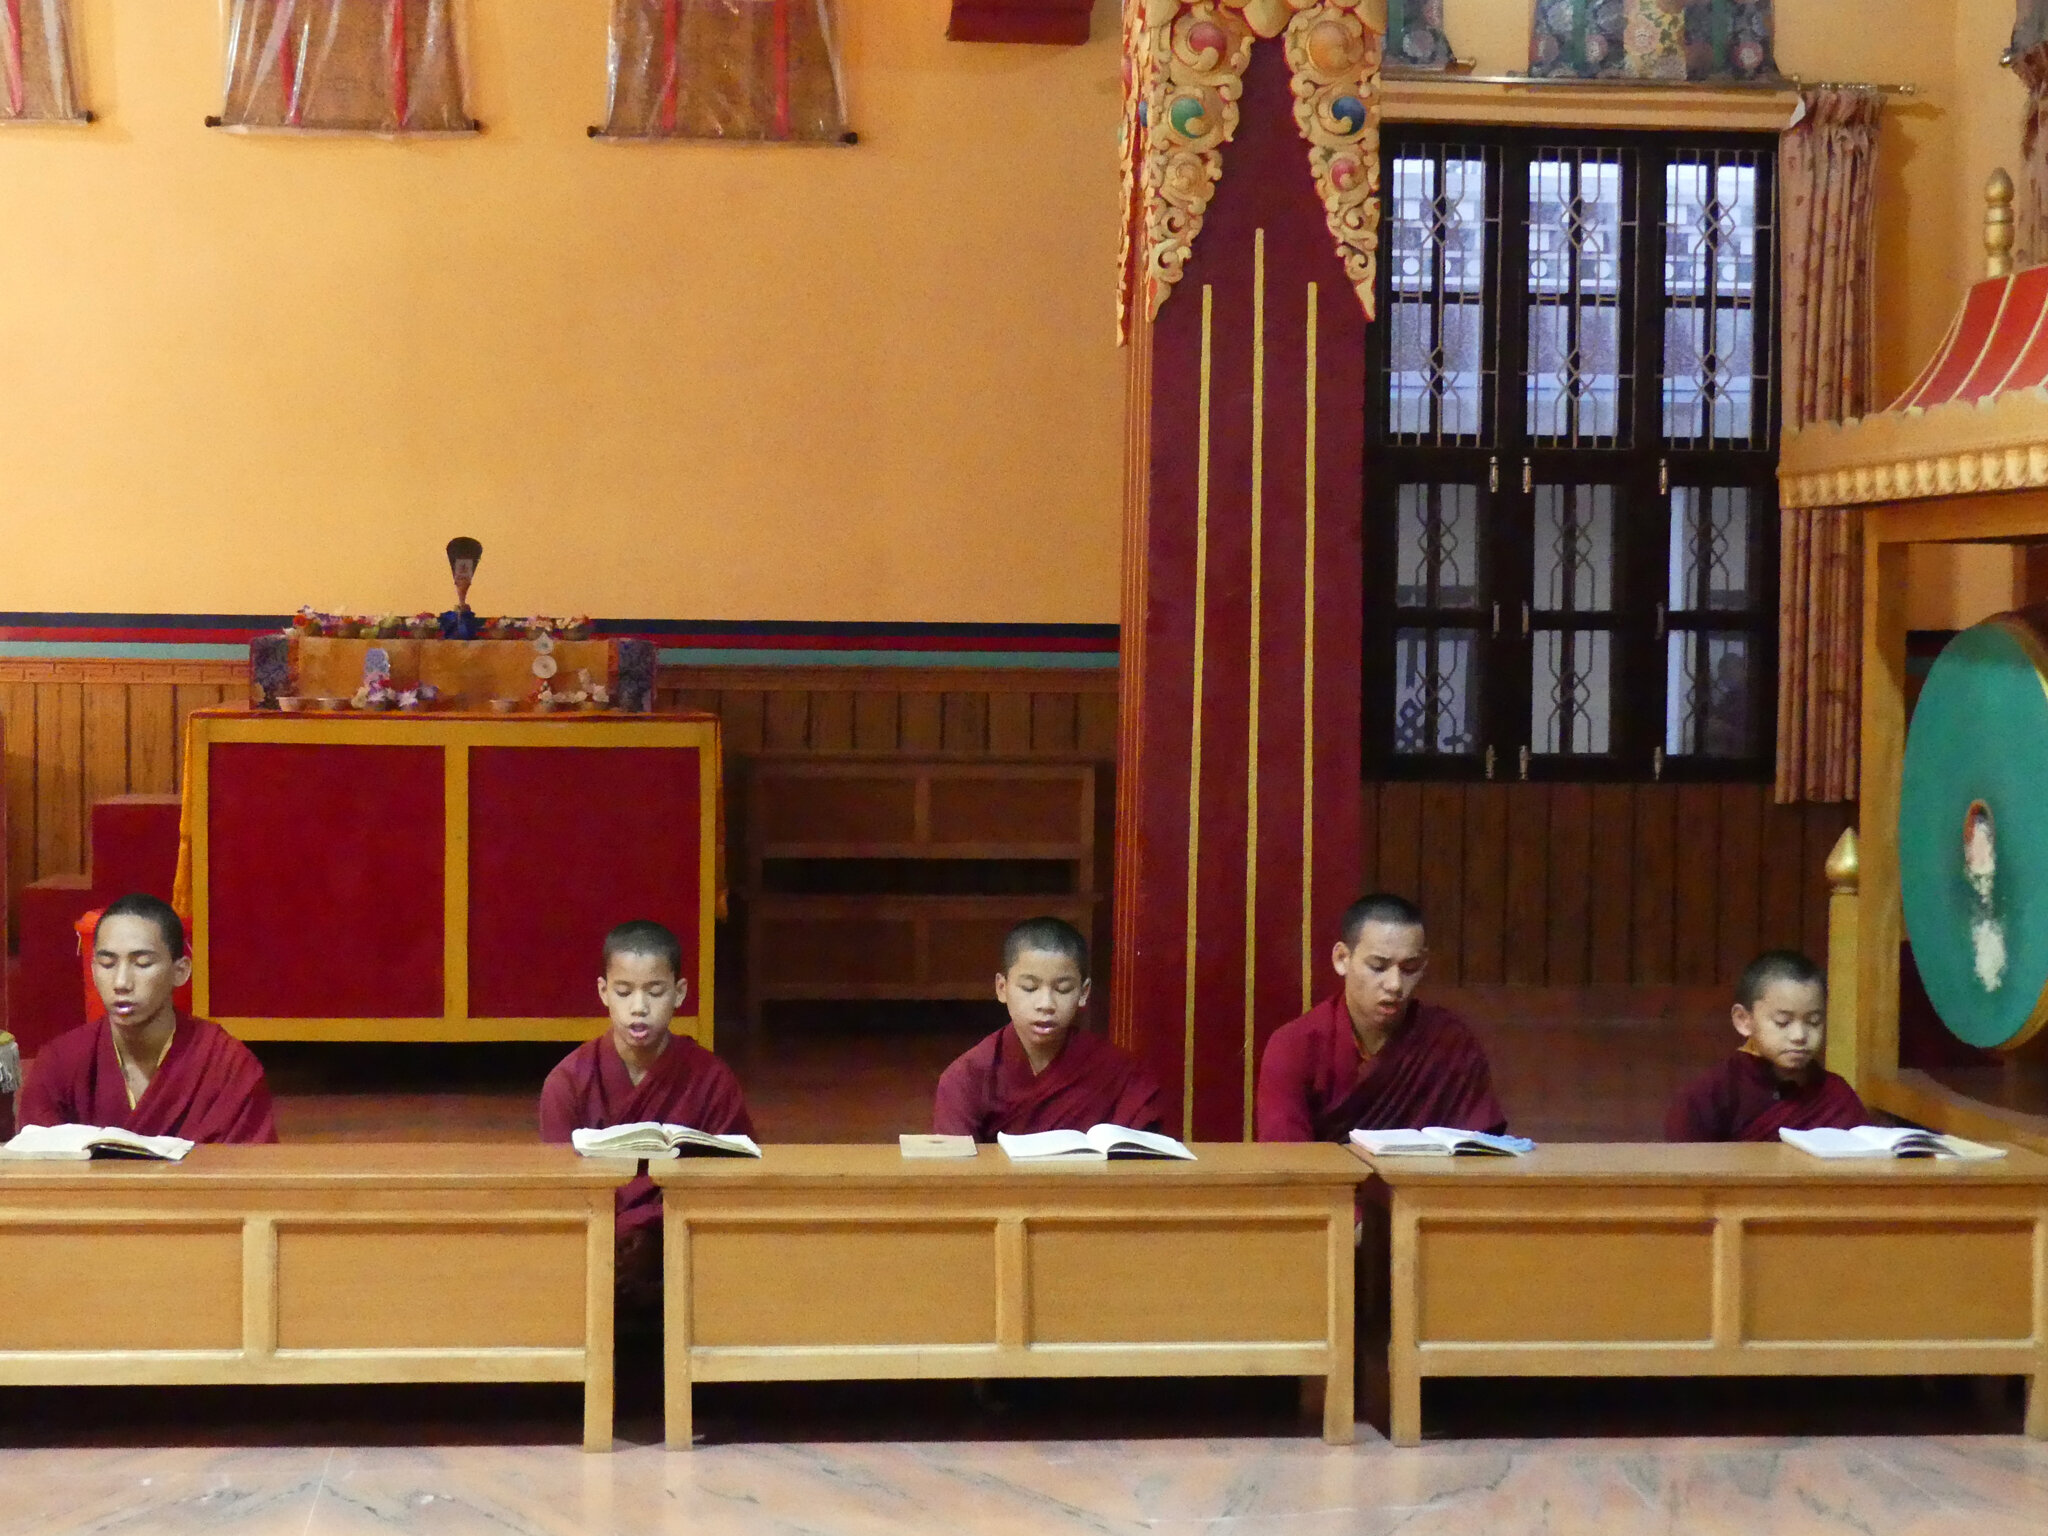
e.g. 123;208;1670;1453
742;757;1097;1028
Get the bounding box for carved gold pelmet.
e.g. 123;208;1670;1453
1127;0;1385;329
1778;386;2048;509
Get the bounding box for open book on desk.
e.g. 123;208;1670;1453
0;1124;195;1162
997;1125;1195;1162
1350;1127;1535;1157
1780;1126;2006;1161
570;1123;761;1159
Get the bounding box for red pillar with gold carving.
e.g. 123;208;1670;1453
1112;3;1379;1139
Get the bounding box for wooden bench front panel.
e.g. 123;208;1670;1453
1027;1219;1329;1344
0;1223;244;1351
1418;1220;1716;1344
1744;1219;2036;1343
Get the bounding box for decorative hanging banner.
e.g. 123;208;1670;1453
600;0;849;141
1530;0;1777;82
217;0;472;133
1385;0;1454;69
1120;0;1384;335
1;0;85;122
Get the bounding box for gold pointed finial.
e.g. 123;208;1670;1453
1825;826;1860;893
1987;169;2016;278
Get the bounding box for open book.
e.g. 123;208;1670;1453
0;1124;195;1162
1780;1126;2006;1161
997;1125;1195;1162
1350;1127;1535;1157
569;1123;761;1159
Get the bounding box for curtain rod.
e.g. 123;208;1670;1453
1383;67;1915;97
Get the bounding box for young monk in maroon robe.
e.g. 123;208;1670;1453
1665;950;1866;1141
20;894;277;1144
539;919;754;1308
1256;893;1506;1142
934;916;1163;1140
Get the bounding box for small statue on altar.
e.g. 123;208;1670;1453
439;536;485;640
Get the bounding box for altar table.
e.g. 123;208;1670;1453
1362;1142;2048;1445
652;1143;1364;1448
0;1145;635;1450
182;709;721;1045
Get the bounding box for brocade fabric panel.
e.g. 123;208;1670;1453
2;0;84;121
603;0;849;141
219;0;470;132
1386;0;1454;71
1530;0;1777;82
2019;0;2048;57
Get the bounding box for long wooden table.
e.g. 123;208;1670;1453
1363;1142;2048;1445
652;1144;1364;1448
0;1145;635;1450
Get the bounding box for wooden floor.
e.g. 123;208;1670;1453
243;987;1736;1145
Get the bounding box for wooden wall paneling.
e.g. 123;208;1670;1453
1357;786;1381;903
170;685;227;791
1715;784;1765;982
1502;787;1551;985
808;691;855;752
853;691;901;751
2;684;33;937
1375;784;1424;906
940;693;988;753
34;682;84;883
1031;693;1078;754
1417;783;1465;984
987;693;1033;755
1459;784;1509;984
1545;783;1593;986
719;692;767;752
900;692;944;753
1075;693;1119;756
1587;783;1636;984
1672;784;1724;985
82;686;131;832
669;688;723;716
1630;785;1677;984
127;684;179;795
764;691;811;751
1754;798;1805;953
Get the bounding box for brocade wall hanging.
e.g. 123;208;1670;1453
2019;0;2048;55
2015;0;2048;264
600;0;849;141
1385;0;1453;69
2;0;84;122
1119;0;1387;336
1530;0;1777;82
217;0;472;133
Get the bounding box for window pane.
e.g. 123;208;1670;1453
1385;149;1495;444
1532;629;1613;755
1663;151;1768;447
1667;487;1753;612
1535;484;1616;613
1395;628;1482;754
1666;630;1754;757
1527;149;1631;447
1396;484;1483;608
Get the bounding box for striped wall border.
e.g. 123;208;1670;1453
0;614;1121;670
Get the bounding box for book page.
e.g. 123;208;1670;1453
997;1130;1099;1160
1086;1125;1194;1160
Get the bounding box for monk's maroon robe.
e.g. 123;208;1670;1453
1255;993;1507;1142
540;1031;754;1301
933;1026;1164;1141
1664;1050;1868;1142
20;1013;278;1144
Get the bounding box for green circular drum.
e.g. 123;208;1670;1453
1900;614;2048;1051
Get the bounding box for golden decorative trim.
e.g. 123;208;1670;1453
1283;2;1384;319
1183;282;1217;1141
1140;3;1257;322
1779;385;2048;509
1825;826;1861;893
1301;281;1319;1013
1243;230;1266;1140
443;743;471;1028
0;659;249;685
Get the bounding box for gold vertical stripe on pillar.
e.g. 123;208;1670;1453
1302;281;1319;1013
1243;229;1266;1141
1183;283;1216;1142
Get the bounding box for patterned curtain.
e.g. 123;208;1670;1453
2016;2;2048;264
1;0;83;121
1530;0;1777;81
1776;89;1883;804
1386;0;1453;69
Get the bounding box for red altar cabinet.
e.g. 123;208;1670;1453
181;710;721;1046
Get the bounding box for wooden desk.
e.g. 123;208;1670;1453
1365;1143;2048;1445
0;1145;635;1450
652;1144;1362;1448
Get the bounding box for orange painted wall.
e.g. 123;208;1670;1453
0;0;1127;623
